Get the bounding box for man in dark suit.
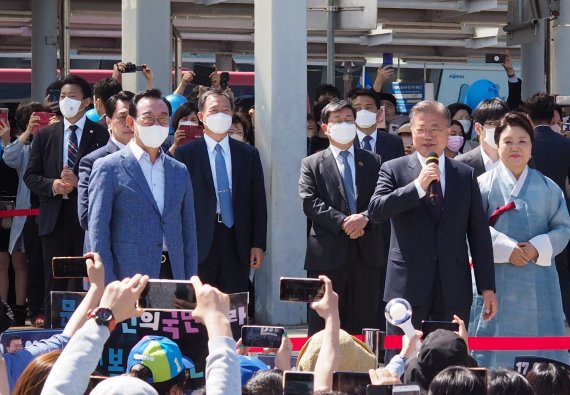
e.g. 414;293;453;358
24;75;109;327
77;91;135;252
456;98;509;177
526;92;570;323
368;100;497;349
348;88;405;331
175;89;267;294
349;88;405;162
300;100;385;335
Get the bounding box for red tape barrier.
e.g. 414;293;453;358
249;335;570;353
0;209;40;218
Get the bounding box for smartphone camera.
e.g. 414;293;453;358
122;62;139;73
49;89;60;103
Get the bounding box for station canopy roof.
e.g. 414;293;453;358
0;0;518;64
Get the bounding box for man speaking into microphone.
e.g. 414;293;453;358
368;100;497;354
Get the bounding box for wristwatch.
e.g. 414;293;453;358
88;307;116;332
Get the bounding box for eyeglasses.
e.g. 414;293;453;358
413;128;446;136
137;115;170;127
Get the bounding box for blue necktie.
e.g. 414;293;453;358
67;125;78;168
214;144;234;228
362;135;373;151
339;151;357;214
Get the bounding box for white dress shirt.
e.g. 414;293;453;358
414;152;446;198
110;135;126;150
329;144;357;196
356;129;377;153
129;140;167;250
203;133;232;212
63;116;86;166
480;146;499;172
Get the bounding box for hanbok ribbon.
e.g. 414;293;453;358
489;201;516;226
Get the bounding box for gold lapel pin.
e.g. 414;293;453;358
89;129;93;134
358;161;364;166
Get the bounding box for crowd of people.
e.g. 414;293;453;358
0;51;570;393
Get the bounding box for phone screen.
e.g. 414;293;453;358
283;371;314;395
391;384;421;394
178;125;203;145
137;280;196;311
279;277;325;302
420;321;459;339
241;325;284;348
333;372;371;395
52;257;88;278
366;385;392;395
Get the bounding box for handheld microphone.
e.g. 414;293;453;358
426;151;439;205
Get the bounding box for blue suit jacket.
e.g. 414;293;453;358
368;154;495;308
88;145;198;283
77;139;120;231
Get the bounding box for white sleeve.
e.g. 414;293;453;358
413;179;426;199
205;336;241;395
492;229;518;263
529;234;553;267
41;319;110;395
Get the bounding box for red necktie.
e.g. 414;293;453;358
489;201;516;227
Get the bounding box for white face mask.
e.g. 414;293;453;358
551;124;562;134
178;120;199;127
355;110;377;128
329;122;357;145
229;134;244;142
458;119;472;134
137;124;169;148
59;97;83;119
447;135;464;152
484;127;497;149
204;113;232;134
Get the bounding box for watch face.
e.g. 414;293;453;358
97;308;113;322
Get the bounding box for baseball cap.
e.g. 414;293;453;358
127;336;187;384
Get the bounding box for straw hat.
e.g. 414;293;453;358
296;329;376;372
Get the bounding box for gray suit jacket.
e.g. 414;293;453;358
88;145;198;283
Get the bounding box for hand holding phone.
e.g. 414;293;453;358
333;371;371;394
392;384;421;394
192;64;216;87
0;108;8;127
279;277;325;303
382;53;394;68
485;53;506;64
49;89;60;103
120;62;143;73
31;112;55;135
177;125;203;145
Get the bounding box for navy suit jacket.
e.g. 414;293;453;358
24;119;109;236
532;125;570;200
354;129;405;163
368;154;495;308
300;147;385;271
175;137;267;266
88;145;198;283
77;139;120;230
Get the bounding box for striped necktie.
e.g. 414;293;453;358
67;125;79;168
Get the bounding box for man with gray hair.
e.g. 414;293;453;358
368;100;497;359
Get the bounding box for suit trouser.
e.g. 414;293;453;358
23;215;44;315
198;221;249;294
41;200;84;328
307;240;381;336
384;270;471;363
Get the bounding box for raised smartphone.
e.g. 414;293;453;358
283;371;314;395
279;277;325;303
241;325;285;348
420;320;459;339
52;257;88;278
333;371;371;395
137;279;196;311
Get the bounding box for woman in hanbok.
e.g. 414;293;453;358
470;112;570;368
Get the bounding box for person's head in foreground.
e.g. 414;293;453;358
526;362;570;395
427;366;486;395
127;336;190;395
487;368;535;395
